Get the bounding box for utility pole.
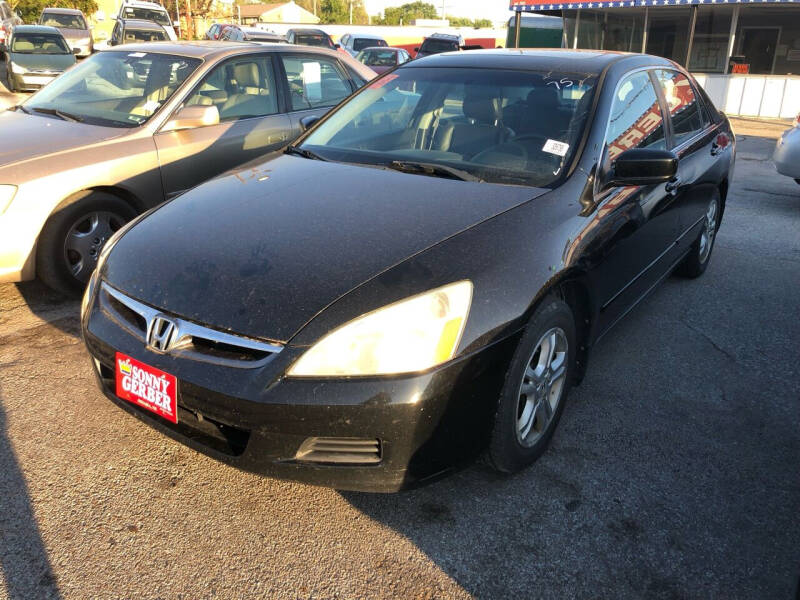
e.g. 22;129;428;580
184;0;192;39
312;0;316;17
174;0;180;37
349;0;353;25
441;0;445;20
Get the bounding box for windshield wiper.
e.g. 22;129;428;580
30;107;84;123
14;105;33;115
285;145;327;161
387;160;483;183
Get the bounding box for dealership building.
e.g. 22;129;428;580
510;0;800;118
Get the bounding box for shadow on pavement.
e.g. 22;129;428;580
12;280;81;339
0;388;62;599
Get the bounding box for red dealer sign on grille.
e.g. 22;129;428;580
115;352;178;424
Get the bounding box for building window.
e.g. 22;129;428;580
689;6;733;73
734;6;800;75
646;7;692;65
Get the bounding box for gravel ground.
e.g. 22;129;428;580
0;124;798;599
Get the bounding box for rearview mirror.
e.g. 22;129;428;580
604;148;678;189
299;114;321;131
161;105;219;133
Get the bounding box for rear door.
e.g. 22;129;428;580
653;69;721;251
277;52;358;138
154;53;292;199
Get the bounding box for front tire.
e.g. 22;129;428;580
36;192;136;295
676;190;720;279
489;296;576;473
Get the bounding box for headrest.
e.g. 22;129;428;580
13;41;34;50
527;86;560;112
463;93;501;124
232;63;259;88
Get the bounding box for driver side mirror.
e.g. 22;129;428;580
73;47;81;54
603;148;677;190
299;114;321;131
161;105;219;133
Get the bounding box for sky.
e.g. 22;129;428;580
363;0;515;25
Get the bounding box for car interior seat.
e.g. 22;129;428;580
220;62;276;119
433;92;512;158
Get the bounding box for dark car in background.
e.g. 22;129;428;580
219;25;285;43
285;28;336;50
0;42;374;293
39;8;93;57
81;49;735;492
338;32;387;57
414;32;463;58
2;25;76;92
356;46;411;74
108;19;168;45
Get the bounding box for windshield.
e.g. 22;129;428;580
420;39;458;53
120;6;171;27
11;33;71;54
41;13;87;29
353;38;385;52
357;49;397;67
300;67;597;188
123;27;168;42
24;51;200;127
295;33;333;48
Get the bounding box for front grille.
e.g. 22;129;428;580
98;282;282;368
294;437;382;465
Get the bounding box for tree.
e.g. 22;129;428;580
318;0;367;25
449;16;493;29
376;1;437;25
12;0;97;24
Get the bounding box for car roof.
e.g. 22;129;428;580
41;7;84;15
361;46;400;52
120;0;166;8
351;33;385;40
12;24;62;34
119;19;166;30
288;28;327;35
101;40;344;59
409;48;671;73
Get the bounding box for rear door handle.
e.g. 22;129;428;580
711;143;722;156
665;177;681;195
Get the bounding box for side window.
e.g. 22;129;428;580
655;70;709;147
184;55;279;122
605;70;666;164
280;55;351;111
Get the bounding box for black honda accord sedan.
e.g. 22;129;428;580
82;49;735;492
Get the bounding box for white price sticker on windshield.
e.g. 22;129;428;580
128;52;146;57
543;139;570;157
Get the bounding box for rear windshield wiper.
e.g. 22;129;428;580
30;107;84;123
285;145;327;161
387;160;483;183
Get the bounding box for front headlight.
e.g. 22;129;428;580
0;185;17;215
288;280;473;377
9;62;26;74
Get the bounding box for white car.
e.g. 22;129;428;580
773;112;800;185
116;0;177;41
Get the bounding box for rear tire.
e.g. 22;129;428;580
488;296;576;473
676;189;720;279
36;192;136;296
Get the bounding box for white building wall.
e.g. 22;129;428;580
693;74;800;119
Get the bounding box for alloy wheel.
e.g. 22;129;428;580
63;210;126;282
698;196;719;264
516;327;568;447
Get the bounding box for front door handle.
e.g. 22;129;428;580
665;177;681;196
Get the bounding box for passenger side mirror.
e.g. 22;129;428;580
604;148;678;189
334;43;341;49
299;114;321;131
73;47;81;54
414;47;420;53
161;105;220;133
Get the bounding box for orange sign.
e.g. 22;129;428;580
731;63;750;74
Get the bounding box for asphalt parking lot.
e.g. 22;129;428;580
0;120;798;599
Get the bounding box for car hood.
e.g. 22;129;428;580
8;51;75;71
105;154;547;343
58;28;91;41
0;110;125;171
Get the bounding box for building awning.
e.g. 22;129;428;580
510;0;798;10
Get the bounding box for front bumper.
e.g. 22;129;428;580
773;127;800;179
82;282;517;492
11;72;58;91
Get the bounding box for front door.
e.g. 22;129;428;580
155;54;291;199
587;69;682;335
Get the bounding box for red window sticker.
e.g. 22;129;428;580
115;352;178;424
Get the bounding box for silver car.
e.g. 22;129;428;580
0;42;375;293
39;7;93;57
773;113;800;185
2;25;77;92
